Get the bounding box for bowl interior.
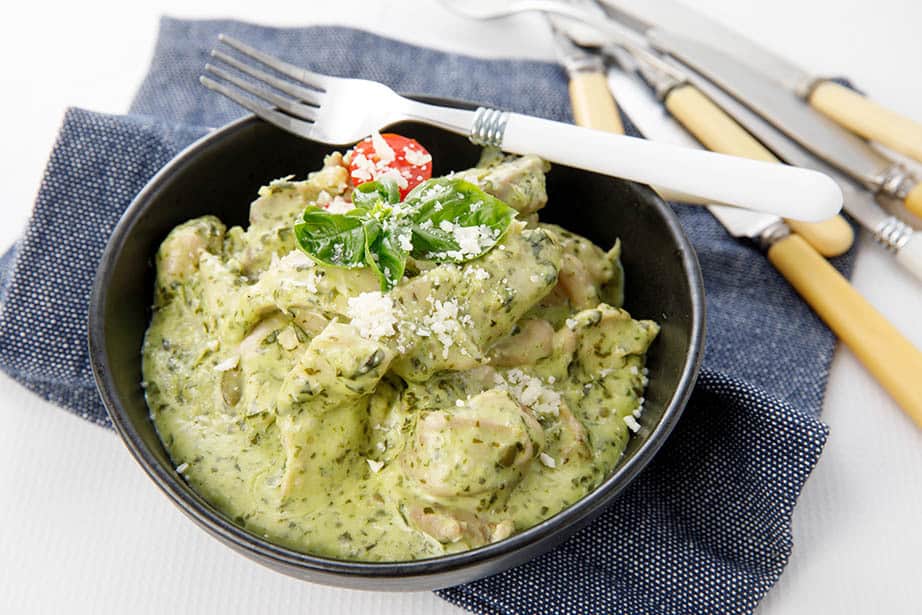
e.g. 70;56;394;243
90;116;703;590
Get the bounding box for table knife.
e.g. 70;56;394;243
614;75;922;426
597;0;922;166
551;2;853;256
599;39;853;257
548;18;623;133
645;30;922;223
685;62;922;283
547;16;714;207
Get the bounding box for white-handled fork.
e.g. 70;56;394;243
201;35;842;222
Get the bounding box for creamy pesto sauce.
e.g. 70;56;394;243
142;150;658;561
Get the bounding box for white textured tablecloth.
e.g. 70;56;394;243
1;1;920;613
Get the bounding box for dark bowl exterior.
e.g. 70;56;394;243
89;113;705;591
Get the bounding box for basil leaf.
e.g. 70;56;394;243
363;220;408;291
403;178;516;262
352;177;401;209
294;207;368;268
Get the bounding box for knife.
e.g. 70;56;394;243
598;41;853;257
613;71;922;426
550;1;853;256
684;61;922;282
597;0;922;166
594;1;922;222
548;17;623;134
647;29;922;224
547;16;717;207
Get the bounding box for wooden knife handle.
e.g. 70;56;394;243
809;80;922;165
768;233;922;426
665;84;854;257
904;182;922;219
569;72;624;134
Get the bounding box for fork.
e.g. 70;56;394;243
200;35;841;222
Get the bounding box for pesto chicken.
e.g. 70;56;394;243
143;137;658;562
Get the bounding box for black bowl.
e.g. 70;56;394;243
88;112;705;591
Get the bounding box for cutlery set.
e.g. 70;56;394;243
199;3;922;425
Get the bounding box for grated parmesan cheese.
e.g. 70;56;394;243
539;453;557;468
325;195;355;213
371;131;395;164
471;267;490;281
366;458;385;473
624;415;641;433
347;292;398;341
403;145;432;166
421;298;464;359
214;355;239;372
175;462;189;474
495;369;561;418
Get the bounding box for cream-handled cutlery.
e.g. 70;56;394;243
549;0;853;257
684;63;922;284
547;19;623;133
444;0;922;222
201;35;842;222
614;71;922;426
598;0;922;166
546;14;704;206
642;30;922;223
444;0;854;256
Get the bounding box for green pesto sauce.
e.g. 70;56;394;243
142;149;659;561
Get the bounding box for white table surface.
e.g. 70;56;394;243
2;1;921;613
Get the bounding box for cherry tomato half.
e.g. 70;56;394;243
348;133;433;199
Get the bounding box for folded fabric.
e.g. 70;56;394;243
0;18;853;614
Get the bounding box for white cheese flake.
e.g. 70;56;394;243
347;292;398;342
371;131;395;164
495;369;561;418
403;145;432;166
471;267;491;281
539;453;557;468
565;318;578;330
421;297;465;359
624;415;641;433
366;458;385;473
175;463;189;474
214;355;239;372
451;225;494;258
325;195;355;213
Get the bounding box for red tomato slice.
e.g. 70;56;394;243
348;133;433;199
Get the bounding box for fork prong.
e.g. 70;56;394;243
218;34;330;92
200;76;315;138
210;49;323;107
204;63;318;123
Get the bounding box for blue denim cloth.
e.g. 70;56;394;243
0;17;851;614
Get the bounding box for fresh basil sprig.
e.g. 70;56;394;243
294;177;516;291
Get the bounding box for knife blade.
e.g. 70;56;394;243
683;62;922;281
611;69;922;424
549;2;852;255
646;30;922;221
597;0;922;165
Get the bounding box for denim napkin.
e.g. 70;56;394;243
0;17;851;614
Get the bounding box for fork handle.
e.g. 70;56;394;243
477;111;842;222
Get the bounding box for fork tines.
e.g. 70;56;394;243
200;34;329;136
